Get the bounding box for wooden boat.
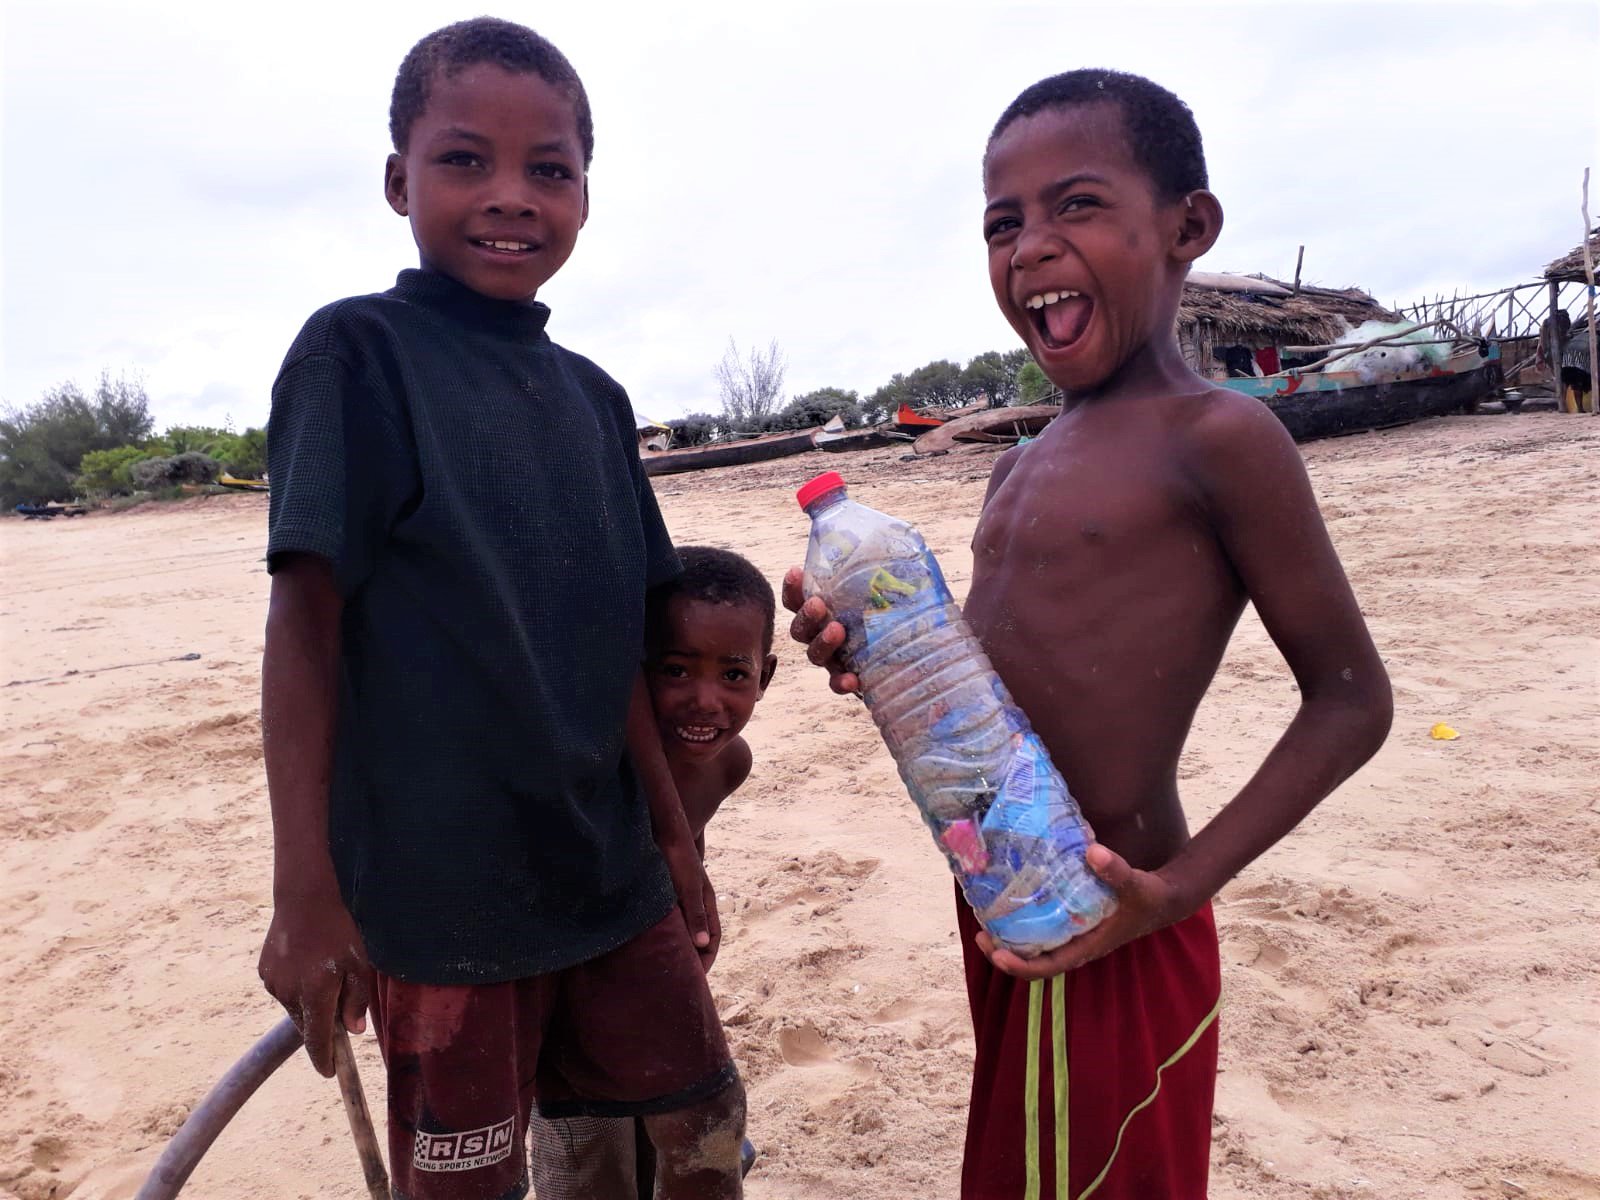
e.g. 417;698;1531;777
218;474;269;492
814;414;907;454
816;428;907;453
913;404;1062;455
642;427;819;477
892;403;947;433
14;502;88;519
1223;342;1502;441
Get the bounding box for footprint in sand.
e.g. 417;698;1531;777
741;852;881;928
868;997;966;1051
775;1024;875;1106
1445;1018;1559;1078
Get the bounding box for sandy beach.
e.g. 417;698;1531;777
1;412;1596;1200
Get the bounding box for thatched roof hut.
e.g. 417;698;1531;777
1543;227;1599;282
1177;272;1399;378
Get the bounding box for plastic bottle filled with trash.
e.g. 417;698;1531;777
796;471;1116;957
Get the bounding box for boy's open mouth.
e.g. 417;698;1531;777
1026;290;1093;352
473;239;538;254
672;724;722;745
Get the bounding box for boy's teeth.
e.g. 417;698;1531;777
481;240;529;250
1027;289;1080;309
676;725;718;743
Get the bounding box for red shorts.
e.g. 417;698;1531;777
371;909;735;1200
957;886;1221;1200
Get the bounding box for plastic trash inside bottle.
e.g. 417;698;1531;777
796;470;1115;956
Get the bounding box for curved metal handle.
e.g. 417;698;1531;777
135;1017;304;1200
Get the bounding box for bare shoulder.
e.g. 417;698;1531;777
1170;387;1308;508
719;736;754;801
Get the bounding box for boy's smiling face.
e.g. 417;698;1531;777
647;597;776;765
983;103;1215;393
385;64;588;302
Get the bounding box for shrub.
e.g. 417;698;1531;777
76;445;157;497
130;452;221;490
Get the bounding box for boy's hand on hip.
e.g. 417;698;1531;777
662;840;718;967
258;895;373;1078
974;844;1189;980
781;567;859;695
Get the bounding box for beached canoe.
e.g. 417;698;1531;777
642;427;819;477
912;405;1062;455
1224;342;1502;441
217;474;269;492
815;427;907;453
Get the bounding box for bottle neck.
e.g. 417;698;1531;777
803;488;847;516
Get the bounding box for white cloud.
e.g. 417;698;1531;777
2;0;1595;427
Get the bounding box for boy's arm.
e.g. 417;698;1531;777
257;553;373;1076
982;398;1393;978
628;671;719;967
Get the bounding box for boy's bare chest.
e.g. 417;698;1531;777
971;439;1193;577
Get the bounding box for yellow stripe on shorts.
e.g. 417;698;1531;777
1052;974;1068;1200
1023;979;1043;1200
1077;992;1223;1199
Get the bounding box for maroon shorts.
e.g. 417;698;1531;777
371;909;735;1200
957;885;1221;1200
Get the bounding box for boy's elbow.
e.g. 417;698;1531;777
1348;671;1394;763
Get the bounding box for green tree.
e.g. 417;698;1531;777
152;425;229;457
960;351;1013;407
1015;360;1056;404
666;412;722;447
771;387;861;431
213;427;267;478
0;372;155;505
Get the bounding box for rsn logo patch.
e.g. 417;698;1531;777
413;1116;516;1172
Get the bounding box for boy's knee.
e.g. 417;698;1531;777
643;1078;747;1178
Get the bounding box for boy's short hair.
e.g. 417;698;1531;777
390;16;595;166
987;70;1207;202
649;547;776;654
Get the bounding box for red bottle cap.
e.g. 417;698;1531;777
796;471;846;511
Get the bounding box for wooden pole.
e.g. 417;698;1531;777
1581;168;1598;414
1293;245;1304;293
333;1029;391;1200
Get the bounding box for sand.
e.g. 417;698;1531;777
1;412;1596;1200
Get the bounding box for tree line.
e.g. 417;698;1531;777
0;373;267;507
669;341;1056;446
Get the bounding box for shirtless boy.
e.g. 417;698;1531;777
786;70;1392;1199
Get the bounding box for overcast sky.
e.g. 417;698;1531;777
2;0;1595;430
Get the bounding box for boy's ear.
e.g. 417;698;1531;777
384;154;408;217
758;652;778;692
580;177;590;229
1171;190;1223;265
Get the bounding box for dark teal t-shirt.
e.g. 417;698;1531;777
266;268;677;983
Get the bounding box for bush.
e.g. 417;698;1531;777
130;452;221;490
77;445;157;497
